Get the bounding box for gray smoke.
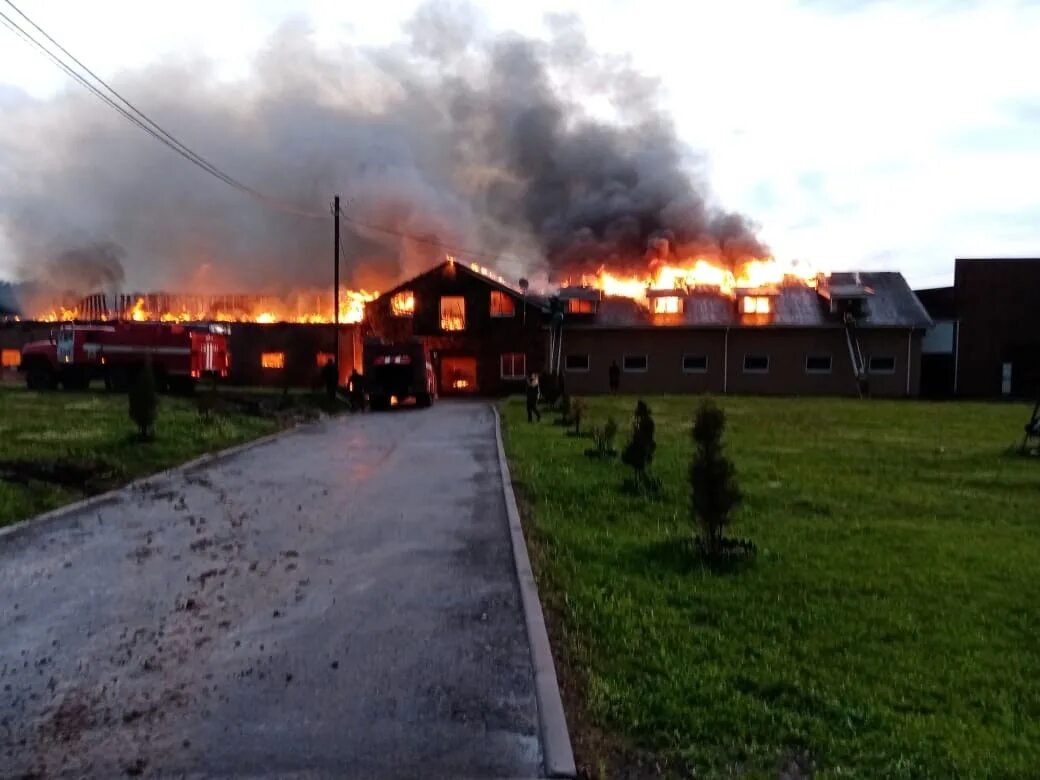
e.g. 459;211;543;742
0;2;766;302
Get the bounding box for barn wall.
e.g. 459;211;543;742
559;327;921;397
366;262;548;396
227;323;358;387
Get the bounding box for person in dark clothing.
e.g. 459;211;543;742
348;369;365;412
526;373;541;422
608;360;621;393
321;358;338;401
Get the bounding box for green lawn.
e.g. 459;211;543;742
0;385;284;527
501;395;1040;778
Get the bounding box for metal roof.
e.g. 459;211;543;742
565;272;932;330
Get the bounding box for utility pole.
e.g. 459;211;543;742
333;194;340;381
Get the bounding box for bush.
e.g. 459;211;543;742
690;399;745;559
588;416;619;458
559;391;572;420
621;401;657;490
197;376;219;424
128;362;158;440
571;397;587;436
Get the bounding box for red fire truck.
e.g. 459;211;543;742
19;322;230;392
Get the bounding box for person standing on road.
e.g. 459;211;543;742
608;360;621;394
526;372;541;422
348;368;365;412
322;358;339;401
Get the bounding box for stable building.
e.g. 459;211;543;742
553;273;931;397
365;259;548;396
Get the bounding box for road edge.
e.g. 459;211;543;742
492;404;577;779
0;416;322;544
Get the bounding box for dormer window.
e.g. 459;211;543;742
652;296;682;314
741;295;771;315
567;298;596;314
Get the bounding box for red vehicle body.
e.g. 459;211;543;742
19;322;230;392
362;337;436;410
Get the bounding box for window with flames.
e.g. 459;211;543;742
261;352;285;369
391;291;415;317
1;349;20;368
500;352;526;380
440;296;466;331
652;296;682;315
566;298;595;314
490;291;515;318
741;295;771;315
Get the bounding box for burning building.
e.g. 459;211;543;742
356;254;933;398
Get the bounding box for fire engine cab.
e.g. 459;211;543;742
19;322;230;392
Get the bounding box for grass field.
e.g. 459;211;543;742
501;395;1040;778
0;385;291;527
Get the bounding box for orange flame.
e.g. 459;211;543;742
33;288;378;325
569;257;817;300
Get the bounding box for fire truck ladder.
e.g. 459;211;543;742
844;313;867;397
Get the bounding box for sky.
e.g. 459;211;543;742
1;0;1038;288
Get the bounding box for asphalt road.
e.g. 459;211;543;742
0;402;542;778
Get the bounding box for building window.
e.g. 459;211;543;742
652;296;682;314
743;355;769;373
390;291;415;317
623;355;648;373
805;355;832;374
501;352;526;380
566;298;596;314
869;356;896;374
741;295;771;315
261;352;285;369
682;354;708;373
490;291;515;318
1;349;19;368
316;351;335;367
440;296;466;331
565;354;590;372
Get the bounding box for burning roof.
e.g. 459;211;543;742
559;272;932;329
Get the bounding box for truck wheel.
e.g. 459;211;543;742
369;395;387;411
26;363;54;391
416;392;432;408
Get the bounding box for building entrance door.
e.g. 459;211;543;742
440;356;478;394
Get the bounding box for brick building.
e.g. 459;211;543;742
553;273;931;397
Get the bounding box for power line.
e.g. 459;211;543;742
336;204;537;271
1;2;544;268
0;1;324;220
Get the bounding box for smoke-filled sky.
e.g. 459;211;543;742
1;0;1038;295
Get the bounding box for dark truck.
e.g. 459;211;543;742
362;337;436;410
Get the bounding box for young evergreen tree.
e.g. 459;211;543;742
129;361;158;440
690;399;742;556
621;400;656;488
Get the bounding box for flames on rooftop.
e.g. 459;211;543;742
559;255;818;304
28;288;378;325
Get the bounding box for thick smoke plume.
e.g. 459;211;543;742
0;3;766;303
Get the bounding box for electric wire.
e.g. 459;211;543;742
1;2;546;271
0;1;325;219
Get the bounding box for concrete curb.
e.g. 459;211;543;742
492;405;577;779
0;416;324;544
